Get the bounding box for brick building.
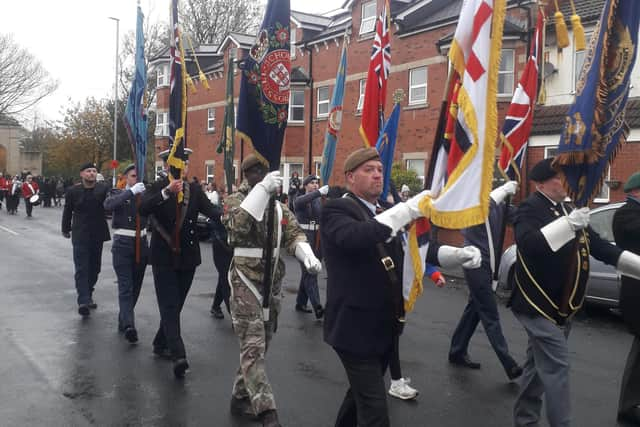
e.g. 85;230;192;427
150;0;639;206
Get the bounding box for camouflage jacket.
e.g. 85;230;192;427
223;180;307;290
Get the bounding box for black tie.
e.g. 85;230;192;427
375;205;384;214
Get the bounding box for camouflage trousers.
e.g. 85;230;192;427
230;270;281;416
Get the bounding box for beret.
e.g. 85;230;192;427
344;147;381;173
624;171;640;192
80;162;98;172
303;175;319;186
123;164;136;175
241;153;268;172
159;147;193;161
529;157;559;182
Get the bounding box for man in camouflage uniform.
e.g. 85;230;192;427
223;154;322;427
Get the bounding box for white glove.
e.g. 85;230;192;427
374;190;431;237
437;245;482;269
130;182;146;195
490;181;518;204
318;185;329;196
566;207;590;231
295;242;322;274
617;251;640;281
406;190;431;217
257;171;283;194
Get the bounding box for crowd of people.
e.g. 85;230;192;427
47;146;640;427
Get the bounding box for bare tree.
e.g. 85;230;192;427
0;34;59;116
180;0;263;45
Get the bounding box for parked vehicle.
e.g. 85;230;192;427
497;202;624;308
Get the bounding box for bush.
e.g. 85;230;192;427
390;163;423;193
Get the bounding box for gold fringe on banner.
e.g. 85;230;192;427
569;0;586;52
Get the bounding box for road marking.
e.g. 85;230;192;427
0;224;19;236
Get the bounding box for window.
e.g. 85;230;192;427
589;206;617;242
155;112;169;136
290;27;296;58
157;64;169;87
314;161;322;177
409;67;428;105
207;108;216;132
594;167;611;203
357;79;366;111
317;86;329;117
498;49;515;95
280;162;304;192
406;159;425;185
574;50;586;91
288;89;305;123
360;1;377;35
205;162;215;184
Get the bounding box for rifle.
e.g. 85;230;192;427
261;195;277;321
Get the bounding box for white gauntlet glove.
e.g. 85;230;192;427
617;251;640;281
374;190;431;236
490;180;518;204
295;241;322;274
540;207;590;252
130;182;146;195
566;207;590;231
437;245;482;269
318;185;329;196
240;171;283;221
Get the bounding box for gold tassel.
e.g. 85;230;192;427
538;6;547;105
554;0;569;49
186;74;197;94
569;0;586;52
199;71;210;90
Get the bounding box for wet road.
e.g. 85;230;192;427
0;204;634;426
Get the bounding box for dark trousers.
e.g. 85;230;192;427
152;265;195;360
6;194;19;213
296;262;322;308
72;241;103;305
450;263;517;372
112;237;147;330
24;198;33;216
211;238;232;311
334;349;391;427
619;336;640;415
389;331;402;381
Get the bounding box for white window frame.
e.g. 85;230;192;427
314;160;322;177
360;1;377;35
357;79;366;111
290;27;297;59
594;167;611;203
288;88;305;123
498;49;515;96
544;146;558;159
406;159;425;185
156;64;169;87
280;162;304;193
317;86;330;117
207;108;216;132
408;67;428;105
573;49;586;93
205;161;215;184
155;112;169;136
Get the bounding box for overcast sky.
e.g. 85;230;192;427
4;0;345;126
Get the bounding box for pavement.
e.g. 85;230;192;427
0;203;634;427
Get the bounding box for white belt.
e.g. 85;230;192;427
233;248;277;258
299;223;319;231
113;228;147;237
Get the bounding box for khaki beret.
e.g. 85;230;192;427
624;171;640;192
344;147;381;173
241;153;268;172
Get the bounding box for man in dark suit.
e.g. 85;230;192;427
62;163;110;316
321;147;482;427
613;171;640;425
139;148;221;378
510;158;640;427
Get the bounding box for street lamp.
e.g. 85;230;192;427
108;16;120;187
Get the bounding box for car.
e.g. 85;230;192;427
497;202;624;309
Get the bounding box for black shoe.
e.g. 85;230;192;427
618;406;640;425
173;358;189;378
507;364;523;380
295;304;312;313
211;306;224;319
230;396;258;419
153;347;172;360
314;305;324;320
78;304;90;317
88;300;97;309
124;327;138;343
259;409;281;427
448;354;481;370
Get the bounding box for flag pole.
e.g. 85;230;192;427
425;62;454;192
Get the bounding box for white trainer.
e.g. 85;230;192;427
388;377;418;400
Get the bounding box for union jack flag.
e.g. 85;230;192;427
498;10;543;182
359;0;391;147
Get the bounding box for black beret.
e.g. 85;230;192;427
529;157;559;182
624;171;640;192
344;147;381;173
303;175;319;186
241;153;268;172
159;147;193;161
123;164;136;175
80;162;98;172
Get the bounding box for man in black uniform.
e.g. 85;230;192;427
139;148;221;378
104;164;148;343
293;174;328;318
322;147;482;427
510;158;640;427
613;171;640;425
62;163;110;317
